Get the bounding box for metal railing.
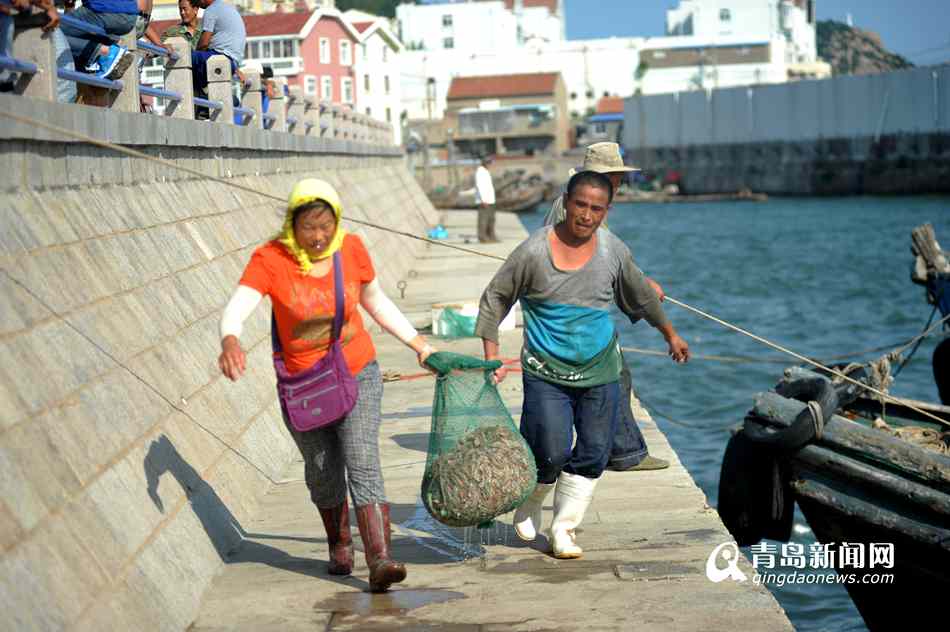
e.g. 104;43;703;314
1;6;394;144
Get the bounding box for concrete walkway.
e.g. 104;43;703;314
190;211;792;631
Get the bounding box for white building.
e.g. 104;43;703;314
395;0;563;53
399;0;826;124
639;0;827;95
346;10;405;145
401;37;641;122
666;0;816;63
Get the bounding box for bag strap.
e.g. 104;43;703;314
272;250;345;357
331;250;344;342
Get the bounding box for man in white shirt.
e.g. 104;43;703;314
475;155;497;243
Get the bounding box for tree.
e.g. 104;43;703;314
335;0;409;18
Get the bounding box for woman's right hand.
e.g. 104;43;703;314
218;335;247;381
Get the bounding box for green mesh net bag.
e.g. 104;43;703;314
421;352;537;528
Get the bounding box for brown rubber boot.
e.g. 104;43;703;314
318;499;353;575
355;503;406;592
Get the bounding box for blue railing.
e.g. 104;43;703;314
0;55;38;74
139;85;181;102
194;97;223;111
136;40;180;62
58;68;123;91
234;106;254;122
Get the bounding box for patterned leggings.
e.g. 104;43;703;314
281;361;386;508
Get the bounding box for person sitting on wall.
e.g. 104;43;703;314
0;0;62;92
59;0;137;79
188;0;244;104
159;0;200;49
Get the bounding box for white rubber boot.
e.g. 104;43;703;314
513;482;555;541
550;472;599;559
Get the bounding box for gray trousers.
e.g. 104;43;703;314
477;203;497;242
281;360;386;508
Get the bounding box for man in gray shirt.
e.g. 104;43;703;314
189;0;244;101
548;142;671;474
475;171;689;559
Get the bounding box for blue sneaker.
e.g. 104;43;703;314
95;45;133;80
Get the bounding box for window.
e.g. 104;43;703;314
385;107;391;122
360;43;367;61
319;37;330;63
304;75;317;96
382;46;388;62
249;41;260;59
443;37;454;49
442;14;452;27
384;75;390;94
366;107;371;116
340;40;352;66
321;75;333;100
261;40;272;58
720;8;731;22
341;77;353;103
282;40;295;57
364;74;370;93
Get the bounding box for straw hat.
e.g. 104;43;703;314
568;142;640;177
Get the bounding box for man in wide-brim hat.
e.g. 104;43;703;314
546;142;672;473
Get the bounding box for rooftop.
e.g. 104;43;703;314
243;12;312;38
447;72;560;100
596;96;624;114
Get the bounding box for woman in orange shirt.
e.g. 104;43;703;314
217;179;434;592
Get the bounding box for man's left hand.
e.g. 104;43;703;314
667;334;689;363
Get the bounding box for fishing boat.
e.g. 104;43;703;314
718;224;950;632
429;170;547;213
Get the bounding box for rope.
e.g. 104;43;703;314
634;393;742;431
623;331;950;366
0;268;283;485
892;306;938;378
665;297;950;429
3;108;948;429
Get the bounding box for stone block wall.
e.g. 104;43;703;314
0;95;439;630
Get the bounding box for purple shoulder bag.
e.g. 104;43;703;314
273;250;359;432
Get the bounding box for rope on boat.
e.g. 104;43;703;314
622;329;950;366
666;297;950;429
634;393;744;431
893;306;939;378
2;109;948;429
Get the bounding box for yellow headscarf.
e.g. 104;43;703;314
279;178;347;274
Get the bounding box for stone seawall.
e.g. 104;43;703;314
0;95;439;630
627;133;950;196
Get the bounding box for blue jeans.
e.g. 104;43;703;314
53;28;76;103
607;363;649;469
0;13;14;84
520;372;621;484
60;7;136;70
